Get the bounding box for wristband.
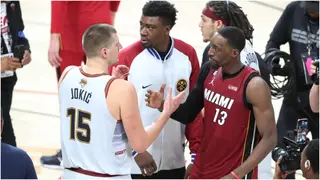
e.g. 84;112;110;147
190;153;196;164
132;150;138;158
231;171;240;179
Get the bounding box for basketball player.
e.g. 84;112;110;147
145;26;277;179
58;24;186;179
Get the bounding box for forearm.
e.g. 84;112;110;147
137;113;169;153
234;132;277;178
310;84;319;113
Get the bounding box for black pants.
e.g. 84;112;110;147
131;166;185;179
276;101;319;179
1;81;16;147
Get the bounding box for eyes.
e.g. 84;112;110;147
140;22;156;31
210;45;221;52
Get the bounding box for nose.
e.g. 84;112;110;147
199;21;203;28
119;43;123;50
140;27;148;36
208;47;215;56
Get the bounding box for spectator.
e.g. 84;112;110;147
1;109;38;179
1;0;31;147
310;62;319;113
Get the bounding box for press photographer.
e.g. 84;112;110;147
309;61;319;113
273;139;319;179
1;1;31;147
265;1;319;178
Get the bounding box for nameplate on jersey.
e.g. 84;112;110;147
1;53;14;78
71;86;92;104
204;88;234;110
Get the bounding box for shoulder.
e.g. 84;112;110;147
284;1;300;13
1;143;30;159
110;78;136;94
246;75;269;93
119;41;144;60
173;38;196;55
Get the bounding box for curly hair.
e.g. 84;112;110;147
206;1;254;40
142;1;178;28
305;139;319;173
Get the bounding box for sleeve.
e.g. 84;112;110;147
50;1;68;34
15;2;30;51
171;61;211;125
23;152;38;179
110;1;121;12
184;48;203;163
201;44;210;67
265;2;296;51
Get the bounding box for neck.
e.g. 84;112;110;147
222;57;243;74
84;57;109;74
154;36;170;52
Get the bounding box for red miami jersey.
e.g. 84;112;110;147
190;66;261;179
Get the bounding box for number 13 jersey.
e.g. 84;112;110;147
59;66;131;175
196;66;260;179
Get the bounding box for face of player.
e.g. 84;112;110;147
300;145;313;179
103;33;122;66
208;32;240;68
140;16;170;49
199;14;222;43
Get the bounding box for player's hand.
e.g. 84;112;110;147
21;50;31;66
162;87;185;117
48;33;62;68
184;163;193;179
273;156;295;179
112;65;129;79
1;57;22;71
134;151;157;176
145;84;166;109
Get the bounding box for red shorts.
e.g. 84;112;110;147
56;50;86;82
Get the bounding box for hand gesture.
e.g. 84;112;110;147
273;156;295;179
21;50;31;66
48;34;62;67
112;65;129;79
134;151;157;176
1;57;22;71
145;84;166;109
162;87;185;116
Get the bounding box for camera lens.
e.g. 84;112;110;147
272;147;286;162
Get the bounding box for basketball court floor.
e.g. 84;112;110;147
9;0;304;179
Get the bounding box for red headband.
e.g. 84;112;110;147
202;7;229;26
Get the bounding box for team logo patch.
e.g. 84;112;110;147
176;79;187;92
80;78;87;88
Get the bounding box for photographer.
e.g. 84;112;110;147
310;62;319;113
274;139;319;179
266;2;319;178
1;1;31;147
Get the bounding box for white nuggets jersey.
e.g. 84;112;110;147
240;40;260;71
59;67;131;175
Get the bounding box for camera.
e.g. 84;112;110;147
272;118;309;172
13;44;26;62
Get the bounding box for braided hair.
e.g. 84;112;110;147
206;1;254;40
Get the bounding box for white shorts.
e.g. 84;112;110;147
62;169;131;180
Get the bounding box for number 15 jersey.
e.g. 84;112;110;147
59;66;131;175
194;66;260;179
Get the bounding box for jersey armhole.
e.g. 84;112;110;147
243;72;260;110
58;66;77;88
105;77;117;98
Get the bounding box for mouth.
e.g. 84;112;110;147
140;37;149;44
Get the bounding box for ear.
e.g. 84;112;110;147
304;160;311;170
216;20;225;29
231;49;240;58
100;48;109;59
164;25;171;35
